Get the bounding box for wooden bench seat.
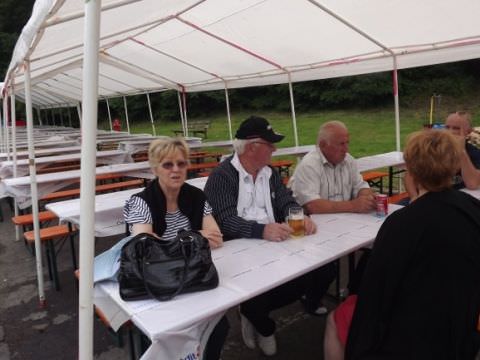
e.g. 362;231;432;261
40;179;145;203
37;163;81;174
362;171;389;193
12;210;57;226
388;191;409;204
24;224;77;291
271;159;295;177
173;121;211;138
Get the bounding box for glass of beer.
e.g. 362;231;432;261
288;207;305;238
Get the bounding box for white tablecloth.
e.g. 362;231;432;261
94;204;402;359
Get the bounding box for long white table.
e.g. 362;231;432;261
0;146;83;161
93;204;402;359
0;150;132;179
0;161;154;209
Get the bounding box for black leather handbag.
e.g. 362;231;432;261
118;230;219;301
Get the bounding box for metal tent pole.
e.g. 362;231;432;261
24;60;46;307
78;0;101;359
146;93;156;136
224;86;233;140
288;73;299;147
123;96;131;134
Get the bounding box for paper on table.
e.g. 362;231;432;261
93;236;131;283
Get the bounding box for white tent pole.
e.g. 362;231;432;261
36;108;43;126
0;102;3;153
182;90;189;137
2;96;7;154
146;93;156;136
123;96;131;134
76;103;82;128
68;107;72;127
78;0;101;359
393;57;401;152
224;86;233;140
24;60;46;307
288;73;299;147
105;98;112;131
177;91;186;136
10;83;21;242
5;95;11;160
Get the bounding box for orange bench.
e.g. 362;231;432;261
271;159;294;178
24;224;77;290
388;192;409;204
362;171;389;193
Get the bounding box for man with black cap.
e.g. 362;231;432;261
204;115;336;356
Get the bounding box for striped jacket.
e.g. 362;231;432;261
204;155;298;240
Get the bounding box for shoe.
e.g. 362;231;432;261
239;313;256;349
301;295;328;316
311;305;328;315
257;333;277;356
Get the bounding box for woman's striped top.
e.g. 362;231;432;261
123;196;212;241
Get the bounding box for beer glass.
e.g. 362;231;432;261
288;206;305;238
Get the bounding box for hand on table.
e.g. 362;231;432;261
353;193;376;213
199;229;223;249
263;223;292;242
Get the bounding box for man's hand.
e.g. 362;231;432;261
304;216;317;235
199;229;223;249
263;223;292;242
352;193;376;213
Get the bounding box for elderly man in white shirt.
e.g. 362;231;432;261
290;120;376;214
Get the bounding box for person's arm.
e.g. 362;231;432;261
304;196;374;214
200;214;223;249
204;166;266;239
130;223;155;236
459;148;480;189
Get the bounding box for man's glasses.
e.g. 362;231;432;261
160;160;188;170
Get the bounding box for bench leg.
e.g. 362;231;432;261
68;223;77;271
46;240;61;291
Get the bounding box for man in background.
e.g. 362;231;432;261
289;120;376;214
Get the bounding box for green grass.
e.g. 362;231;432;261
98;107;436;158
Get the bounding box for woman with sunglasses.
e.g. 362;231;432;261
123;137;227;360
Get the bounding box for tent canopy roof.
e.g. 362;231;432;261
5;0;480;108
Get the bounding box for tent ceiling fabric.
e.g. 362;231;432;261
4;0;480;107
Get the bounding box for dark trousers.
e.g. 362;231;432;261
240;263;336;336
204;315;230;360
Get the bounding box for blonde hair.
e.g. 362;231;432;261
404;130;460;192
148;137;189;168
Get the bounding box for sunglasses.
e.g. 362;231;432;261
160;160;188;170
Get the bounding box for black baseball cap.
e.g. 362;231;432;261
235;116;284;143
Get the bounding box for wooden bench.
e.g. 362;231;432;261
36;163;81;174
362;171;389;193
271;159;295;178
173;121;211;138
40;179;145;203
388;191;409;204
24;224;77;290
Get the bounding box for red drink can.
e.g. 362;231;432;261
375;194;388;217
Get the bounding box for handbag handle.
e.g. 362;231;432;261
142;234;194;301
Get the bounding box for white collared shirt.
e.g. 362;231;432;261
289;147;369;206
231;153;275;224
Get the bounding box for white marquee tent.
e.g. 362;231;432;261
3;1;480;359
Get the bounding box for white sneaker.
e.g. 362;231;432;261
239;313;256;349
312;305;328;315
257;333;277;356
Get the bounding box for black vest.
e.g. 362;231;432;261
133;179;205;237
